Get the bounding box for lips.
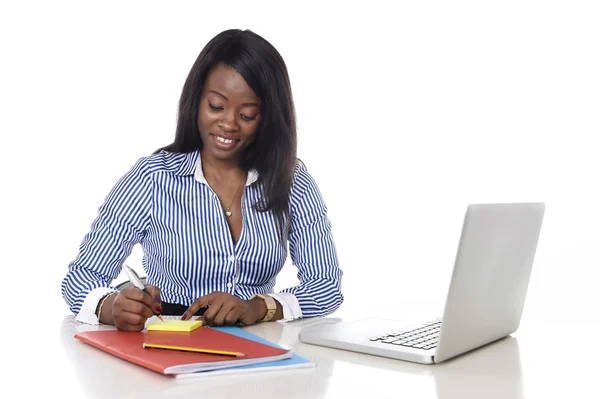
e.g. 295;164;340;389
209;133;239;151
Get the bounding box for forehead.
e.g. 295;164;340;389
203;64;259;102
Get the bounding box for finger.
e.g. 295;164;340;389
116;320;145;332
238;314;255;326
121;287;151;304
144;285;162;305
119;297;155;319
115;322;140;332
239;307;259;326
201;299;225;326
224;308;243;325
121;287;161;314
182;292;217;321
114;311;147;331
212;303;236;326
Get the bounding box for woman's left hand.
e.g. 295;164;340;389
182;291;266;326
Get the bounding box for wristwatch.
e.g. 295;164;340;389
251;293;277;322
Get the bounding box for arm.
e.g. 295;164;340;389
278;161;344;318
60;157;152;324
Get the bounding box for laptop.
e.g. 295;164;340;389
299;202;545;364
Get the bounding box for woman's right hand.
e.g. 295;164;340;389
100;286;162;331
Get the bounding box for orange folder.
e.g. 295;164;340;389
75;326;291;375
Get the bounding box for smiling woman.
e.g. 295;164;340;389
60;29;343;332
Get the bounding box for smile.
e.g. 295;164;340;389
215;136;236;144
209;133;240;151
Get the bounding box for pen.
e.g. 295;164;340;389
122;263;164;322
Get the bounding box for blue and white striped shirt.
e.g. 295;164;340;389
61;150;343;322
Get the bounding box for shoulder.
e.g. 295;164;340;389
290;158;325;201
129;150;198;178
291;158;314;189
294;158;308;174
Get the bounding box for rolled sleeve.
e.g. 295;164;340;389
270;292;303;322
75;287;118;325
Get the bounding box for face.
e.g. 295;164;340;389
198;64;262;164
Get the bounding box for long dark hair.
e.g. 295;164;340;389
157;29;297;239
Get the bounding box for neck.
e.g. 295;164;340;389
200;152;246;183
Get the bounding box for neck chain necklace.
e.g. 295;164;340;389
206;174;246;218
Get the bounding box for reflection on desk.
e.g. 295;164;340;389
432;336;523;399
59;316;600;398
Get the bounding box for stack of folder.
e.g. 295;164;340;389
74;320;314;378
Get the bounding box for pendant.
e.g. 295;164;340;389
225;211;232;217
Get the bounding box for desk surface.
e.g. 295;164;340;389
11;315;600;398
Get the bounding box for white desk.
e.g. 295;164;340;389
15;315;593;398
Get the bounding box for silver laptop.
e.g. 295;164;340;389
299;202;545;364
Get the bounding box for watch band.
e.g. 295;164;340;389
251;294;277;322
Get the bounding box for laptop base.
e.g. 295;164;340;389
299;318;437;364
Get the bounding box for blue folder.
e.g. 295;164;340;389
174;325;315;379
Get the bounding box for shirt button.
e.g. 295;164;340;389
227;282;233;288
228;255;236;262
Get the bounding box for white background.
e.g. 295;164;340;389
1;0;599;396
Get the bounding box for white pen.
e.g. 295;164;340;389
122;264;164;322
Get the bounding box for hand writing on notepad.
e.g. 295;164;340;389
109;285;164;331
181;291;273;327
98;265;164;331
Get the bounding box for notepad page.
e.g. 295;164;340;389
145;315;197;325
147;319;202;332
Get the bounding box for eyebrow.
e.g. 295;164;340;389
208;90;260;107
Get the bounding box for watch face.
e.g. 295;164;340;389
263;309;276;322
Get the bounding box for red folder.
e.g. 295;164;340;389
75;326;291;375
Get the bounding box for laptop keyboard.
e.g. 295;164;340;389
369;319;441;350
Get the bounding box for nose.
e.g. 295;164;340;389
217;110;239;132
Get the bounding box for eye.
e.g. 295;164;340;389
240;114;257;121
209;103;223;111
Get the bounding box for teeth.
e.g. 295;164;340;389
216;136;234;144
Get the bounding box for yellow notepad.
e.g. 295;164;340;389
147;319;203;332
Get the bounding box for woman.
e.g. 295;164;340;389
61;29;343;331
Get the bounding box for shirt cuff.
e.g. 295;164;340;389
269;292;302;322
75;287;118;325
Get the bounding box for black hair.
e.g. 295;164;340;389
157;29;297;239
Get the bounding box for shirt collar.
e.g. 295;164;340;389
192;151;259;187
173;150;200;176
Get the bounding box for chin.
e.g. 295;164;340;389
207;147;243;162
